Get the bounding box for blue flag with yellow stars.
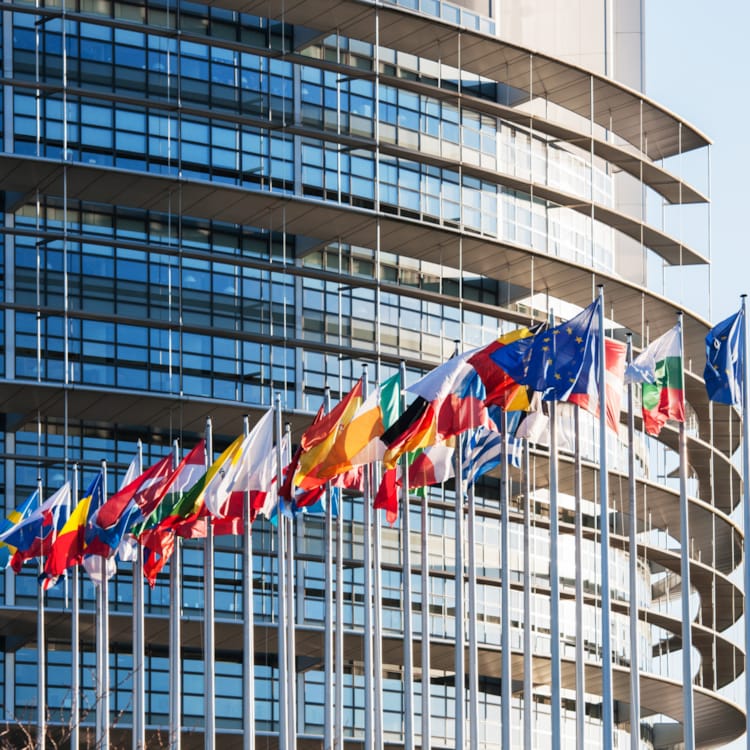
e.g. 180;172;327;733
491;298;601;402
704;306;744;407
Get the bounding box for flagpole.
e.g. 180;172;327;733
453;359;466;750
334;392;345;750
398;360;416;750
323;388;335;750
677;313;696;749
626;335;641;749
574;405;585;748
420;448;431;749
373;467;384;750
169;439;182;750
740;295;750;750
37;476;46;750
500;410;511;749
361;366;375;750
548;311;562;750
285;445;298;750
242;416;255;750
204;418;217;750
71;464;80;750
133;440;145;750
597;286;614;748
97;459;110;750
466;447;479;750
275;394;289;750
522;437;532;750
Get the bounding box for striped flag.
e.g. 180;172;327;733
625;324;684;436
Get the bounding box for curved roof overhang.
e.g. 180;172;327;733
190;0;710;160
520;450;741;578
424;491;742;634
3;6;707;206
8;607;742;747
0;155;715;365
383;73;708;205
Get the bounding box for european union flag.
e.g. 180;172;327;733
491;299;601;402
704;307;744;406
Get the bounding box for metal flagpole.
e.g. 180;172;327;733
574;405;585;749
98;460;110;750
335;391;345;750
548;312;562;750
361;366;375;749
467;456;479;750
169;440;182;750
454;471;466;750
522;438;532;750
453;344;465;750
373;461;384;750
597;286;614;748
275;395;289;750
37;476;46;750
420;458;431;749
204;418;217;750
323;388;334;750
626;335;641;750
741;296;750;750
399;361;416;750
677;314;695;749
71;465;80;750
133;440;145;750
285;448;298;749
500;410;511;749
242;416;255;750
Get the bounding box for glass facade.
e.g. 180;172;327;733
0;1;741;749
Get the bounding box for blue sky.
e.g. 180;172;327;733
646;6;748;735
646;1;750;323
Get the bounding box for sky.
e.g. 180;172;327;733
645;1;750;323
646;5;748;735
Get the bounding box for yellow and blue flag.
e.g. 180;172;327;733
0;490;40;568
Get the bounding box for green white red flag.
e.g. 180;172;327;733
624;323;684;436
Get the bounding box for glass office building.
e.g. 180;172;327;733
0;0;743;747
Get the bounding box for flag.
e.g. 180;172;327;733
373;468;399;525
295;380;363;490
406;440;456;488
514;392;550;443
406;351;491;438
95;452;174;530
468;324;543;409
704;307;744;406
380;396;437;469
625;323;684;436
0;490;39;569
316;373;400;479
88;444;204;556
138;436;258;584
280;405;324;502
213;410;276;523
382;354;493;469
463;424;519;484
491;299;601;402
83;454;143;585
568;338;627;433
300;379;363;451
0;483;71;572
205;412;274;517
44;472;104;579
